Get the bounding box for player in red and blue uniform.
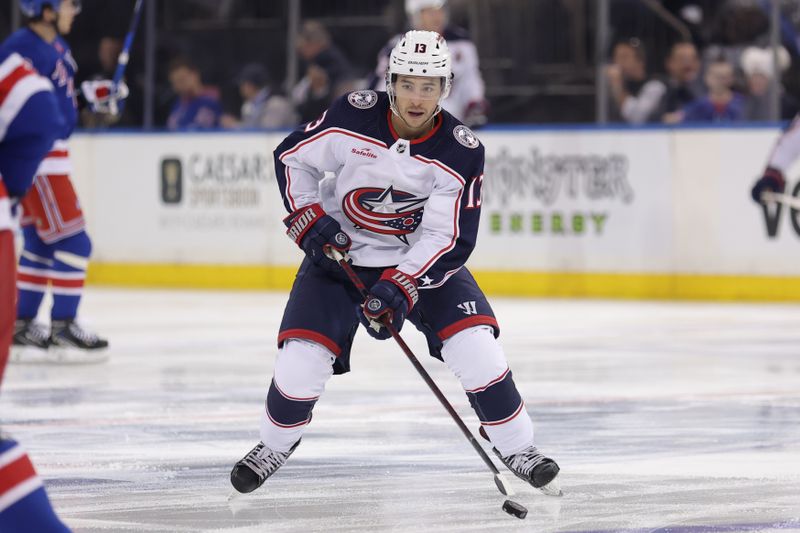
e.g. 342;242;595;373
0;45;71;533
230;31;561;498
1;0;122;362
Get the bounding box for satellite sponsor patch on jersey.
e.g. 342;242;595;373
342;185;427;244
348;90;378;109
453;125;479;149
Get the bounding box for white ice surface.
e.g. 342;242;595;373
1;288;799;532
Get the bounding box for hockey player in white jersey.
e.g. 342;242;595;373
231;30;560;498
752;114;800;203
368;0;488;127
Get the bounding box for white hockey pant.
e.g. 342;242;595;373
441;325;534;457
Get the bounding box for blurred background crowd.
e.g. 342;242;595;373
2;0;799;129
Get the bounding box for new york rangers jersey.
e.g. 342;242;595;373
0;28;78;141
0;50;61;230
274;90;485;289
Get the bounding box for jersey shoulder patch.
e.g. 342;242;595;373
348;90;378;110
453;125;479;149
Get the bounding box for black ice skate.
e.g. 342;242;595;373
230;440;301;493
480;427;562;496
13;319;51;349
50;319;109;350
46;319;110;363
10;319;51;362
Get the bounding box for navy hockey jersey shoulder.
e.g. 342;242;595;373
276;90;483;186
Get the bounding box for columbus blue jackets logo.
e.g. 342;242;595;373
453;125;479;149
342;186;427;244
348;90;378;109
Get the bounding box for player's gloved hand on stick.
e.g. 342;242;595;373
80;79;130;115
357;269;418;340
752;166;786;203
284;203;351;271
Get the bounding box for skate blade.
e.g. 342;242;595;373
49;346;110;364
537;475;563;497
10;346;52;364
12;346;110;364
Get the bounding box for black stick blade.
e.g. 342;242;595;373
502;499;527;519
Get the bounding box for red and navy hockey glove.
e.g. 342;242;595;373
284;203;351;271
357;269;419;340
752;167;786;203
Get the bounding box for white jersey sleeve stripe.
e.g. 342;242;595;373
409;187;463;278
279;128;387;161
412;154;467;185
0;68;54;140
285;166;297;211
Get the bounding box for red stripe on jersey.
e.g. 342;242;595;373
410;187;463;278
16;271;49;286
412;155;466;185
279;128;387;161
437;315;499;341
0;180;8;200
465;367;510;394
273;380;320;402
480;402;524;427
50;277;85;288
386;110;442;144
44;150;69;159
278;329;342;356
266;406;310;429
0;454;37;495
0;64;35;107
285;167;297;210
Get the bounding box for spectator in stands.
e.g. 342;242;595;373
681;58;745;122
368;0;489;128
657;41;705;124
605;39;665;124
166;57;222;130
290;20;355;124
221;63;298;129
740;46;791;121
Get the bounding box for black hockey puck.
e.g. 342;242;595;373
502;499;527;519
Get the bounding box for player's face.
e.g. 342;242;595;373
393;75;443;129
56;0;79;34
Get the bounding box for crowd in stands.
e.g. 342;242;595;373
605;0;800;124
56;0;800;129
154;0;489;131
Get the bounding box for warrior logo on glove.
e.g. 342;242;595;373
343;185;427;243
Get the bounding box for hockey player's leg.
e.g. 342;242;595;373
0;437;72;532
48;231;108;361
231;339;335;493
441;325;561;495
12;226;52;362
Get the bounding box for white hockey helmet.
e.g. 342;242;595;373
386;30;452;116
405;0;447;17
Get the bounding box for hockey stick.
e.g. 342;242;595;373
109;0;144;115
326;247;517;499
761;191;800;210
